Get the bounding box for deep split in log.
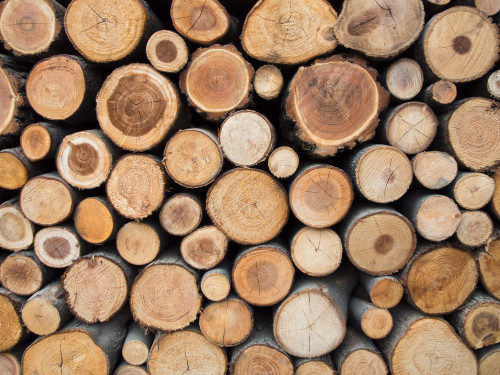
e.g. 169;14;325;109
267;146;299;179
254;65;283;100
412;151;457;189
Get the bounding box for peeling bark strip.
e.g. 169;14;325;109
284;55;388;157
334;0;425;58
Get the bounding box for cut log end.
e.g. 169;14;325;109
20;123;52;162
170;0;231;44
478;235;500;299
180;44;253;120
114;364;148;375
285;56;388;157
231;344;293;375
491;169;500;218
0;64;26;136
423;6;499;82
117;222;161;266
487;70;500;99
291;227;342;277
106;154;165;219
445;98;499;171
131;262;201;331
453;172;495;210
384;103;438;155
74;197;116;245
412;151;457;189
97;64;180;151
415;195;461;241
0;291;23;352
148;330;227;374
233;245;294;306
254;65;283;100
385;58;423;100
159;193;203;236
463;301;500;349
164;129;223;188
122;342;149;367
0;149;29;190
341;349;387;375
206;168;288;245
0;353;20;375
199;298;253;347
360;307;393;340
180;225;228;270
21;298;60;336
478;346;500;375
268;146;299;179
456;210;493;247
201;271;231;302
0;200;34;252
0;252;44;296
290;165;353;228
368;277;404;309
146;30;188;73
241;0;338;64
220;110;275;167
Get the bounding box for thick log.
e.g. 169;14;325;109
412;151;457;189
273;263;357;357
449;290;499;349
106;154;165;219
0;0;68;58
64;0;161;63
122;322;153;366
114;363;148;375
398;192;461;241
254;65;283;100
378;304;477;375
0;147;40;190
130;252;201;331
294;356;335;375
268;146;299;179
400;243;478;315
334;0;424;58
206;168;288;245
440;98;499;171
159;193;203;236
241;0;338;65
116;221;165;266
180;225;228;270
0;198;34;252
26;54;103;125
219;110;275;167
20;281;70;336
146;30;188;73
340;205;416;275
0;54;32;136
422;80;457;109
0;287;24;352
34;225;85;268
233;243;294;306
478;235;500;299
420;6;498;82
477;344;500;375
283;55;388;157
200;263;231;302
290;226;342;277
163;128;223;188
199;296;253;347
74;196;119;245
451;172;495;210
20;122;68;162
230;316;293;374
179;44;253;120
289;164;353;228
56;130;119;190
331;326;387;375
0;250;55;296
456;210;494;247
22;311;129;375
348;297;392;339
358;273;403;309
384;58;424;101
345;144;413;202
62;251;134;324
381;102;438;154
148;327;227;375
97;63;180;152
171;0;233;44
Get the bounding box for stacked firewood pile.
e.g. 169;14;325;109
0;0;499;373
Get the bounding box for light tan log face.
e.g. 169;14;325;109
456;210;493;247
201;271;231;302
180;226;228;270
390;318;477;375
454;173;495;210
74;197;115;244
285;55;387;157
341;349;387;375
412;151;457;189
22;331;108;375
335;0;424;58
415;195;461;241
295;360;335;375
254;65;283;100
148;330;227;375
206;168;288;245
20;124;52;161
0;293;23;352
423;6;499;82
0;201;34;252
231;344;293;375
116;222;161;266
268;146;299;179
478;347;500;375
34;226;81;268
0;352;20;375
97;64;180;151
385;59;423;100
241;0;338;64
159;194;203;236
478;236;500;299
0;253;43;295
290;165;353;228
369;277;404;309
